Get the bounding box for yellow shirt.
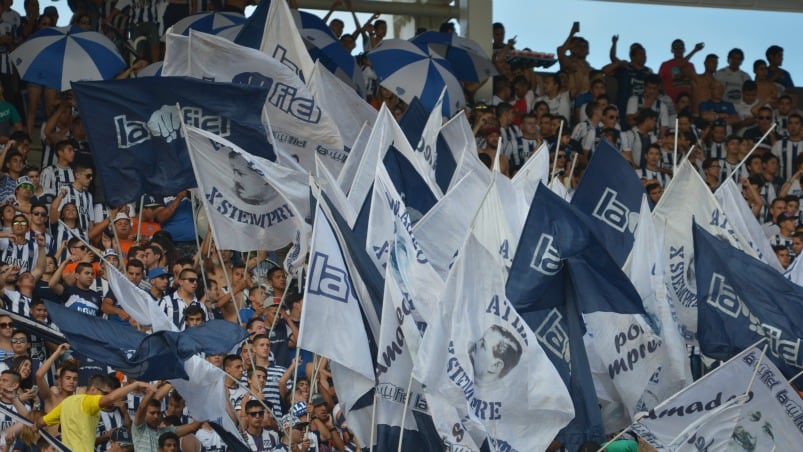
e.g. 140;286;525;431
42;394;103;452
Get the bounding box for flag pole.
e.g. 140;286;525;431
135;194;145;244
188;190;211;317
788;368;803;384
549;120;564;185
726;123;776;181
287;341;303;452
396;372;415;452
672;118;679;175
744;344;768;396
564;153;578;189
368;390;378;452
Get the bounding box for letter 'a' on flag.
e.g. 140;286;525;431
692;223;803;379
571;140;644;267
72;77;272;205
184;124;310;253
299;203;376;443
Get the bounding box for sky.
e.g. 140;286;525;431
47;0;803;81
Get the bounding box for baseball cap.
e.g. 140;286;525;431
113;212;130;223
143;195;162;208
15;176;34;191
310;393;326;407
148;267;169;280
111;427;132;446
102;249;119;258
291;401;308;417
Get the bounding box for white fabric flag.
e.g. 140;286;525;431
107;265;174;333
314;157;356;227
511;142;550;207
337;122;371;196
439;111;488;192
187;30;345;174
300;204;376;444
183;125;310;256
715;178;784;271
784;254;803;286
415;230;574;452
549;176;570;200
258;0;315;83
107;264;241;440
347;104;441;215
412;171;489;280
625;196;692;410
412;88;446;188
307;61;376;151
633;346;803;451
652;160;756;343
162;32;189;76
663;394;748;451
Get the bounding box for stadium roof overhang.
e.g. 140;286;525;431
590;0;803;13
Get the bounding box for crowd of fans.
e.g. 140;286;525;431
0;0;797;450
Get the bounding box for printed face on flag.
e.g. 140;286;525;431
468;324;523;386
229;150;272;205
185;126;305;252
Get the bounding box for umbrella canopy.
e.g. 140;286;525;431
292;10;365;96
411;31;497;82
11;26;126;91
166;12;246;39
367;39;465;117
137;61;162;77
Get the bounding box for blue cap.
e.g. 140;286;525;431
147;267;168;280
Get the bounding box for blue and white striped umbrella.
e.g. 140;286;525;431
167;12;246;38
11;26;125;91
411;31;497;83
137;61;162;78
292;10;365;96
367;39;465;117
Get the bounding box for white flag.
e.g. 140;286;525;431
184;125;310;255
633;345;803;451
511;143;550;207
186;30;345;174
415;231;574;451
625;196;692;410
439;111;488;192
300;204;375;443
258;0;314;83
412;171;489;280
663;393;748;451
107;265;174;333
307;61;376;150
162;32;189;76
347;105;441;215
413;88;446;185
337;122;372;196
715;178;784;271
652;160;755;343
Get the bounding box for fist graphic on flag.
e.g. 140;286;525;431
148;105;181;143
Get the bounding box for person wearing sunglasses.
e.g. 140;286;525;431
0;314;13;361
243;399;282;451
158;268;207;331
53;163;97;234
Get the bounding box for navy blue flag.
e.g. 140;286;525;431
506;184;646;449
45;301;248;381
72;77;272;205
0;306;65;345
209;422;251;452
397;98;429;146
571;140;644;266
233;0;269;48
434;134;456;194
693;223;803;380
0;404;70;451
382;145;439;224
